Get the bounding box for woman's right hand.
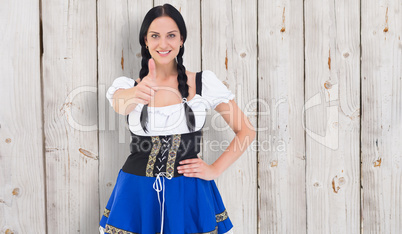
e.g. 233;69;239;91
132;58;159;105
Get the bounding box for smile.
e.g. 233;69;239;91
157;50;171;55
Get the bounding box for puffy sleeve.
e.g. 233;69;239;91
106;76;135;107
201;70;235;110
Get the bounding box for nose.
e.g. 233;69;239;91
159;37;168;48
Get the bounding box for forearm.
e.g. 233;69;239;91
211;129;256;175
112;87;139;115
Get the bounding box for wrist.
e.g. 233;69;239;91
211;163;223;177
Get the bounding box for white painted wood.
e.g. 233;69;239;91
258;0;306;233
361;0;402;233
0;1;46;233
97;0;153;223
202;0;258;233
2;1;402;233
305;0;361;233
154;0;201;72
42;0;98;233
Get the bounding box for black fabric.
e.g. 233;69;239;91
196;71;203;96
123;130;203;177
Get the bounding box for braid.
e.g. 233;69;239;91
139;46;151;133
139;47;151;79
177;45;196;132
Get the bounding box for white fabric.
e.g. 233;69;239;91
152;172;173;234
106;70;235;136
106;76;135;107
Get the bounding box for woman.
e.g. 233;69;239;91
100;3;255;234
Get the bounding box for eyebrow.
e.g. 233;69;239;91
149;30;179;34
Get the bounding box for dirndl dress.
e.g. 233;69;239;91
99;71;235;234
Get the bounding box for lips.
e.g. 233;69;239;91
157;50;171;55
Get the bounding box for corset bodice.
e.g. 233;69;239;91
122;130;203;178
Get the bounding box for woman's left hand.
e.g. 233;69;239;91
177;157;221;181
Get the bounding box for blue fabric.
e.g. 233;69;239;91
100;169;233;234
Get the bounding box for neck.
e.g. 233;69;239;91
154;59;178;81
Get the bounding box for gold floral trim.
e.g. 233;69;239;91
166;134;181;178
216;209;229;222
105;224;140;234
105;223;217;234
207;226;218;234
146;136;161;177
189;226;218;234
103;208;110;218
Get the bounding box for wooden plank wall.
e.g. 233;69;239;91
305;0;361;233
1;0;402;234
41;0;98;233
0;0;46;233
258;0;305;233
201;0;258;233
361;0;402;233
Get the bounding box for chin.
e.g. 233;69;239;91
153;58;174;65
152;56;177;65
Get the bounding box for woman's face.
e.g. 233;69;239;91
145;16;183;66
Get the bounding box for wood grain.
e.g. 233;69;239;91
2;1;402;233
202;0;258;233
0;0;46;233
361;0;402;233
42;0;98;232
258;0;306;233
305;0;361;233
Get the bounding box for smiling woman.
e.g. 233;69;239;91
145;17;183;65
99;3;255;234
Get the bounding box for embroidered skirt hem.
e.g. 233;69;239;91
99;169;234;234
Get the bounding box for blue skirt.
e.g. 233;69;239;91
99;169;233;234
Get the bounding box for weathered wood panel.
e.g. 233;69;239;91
361;0;402;233
42;0;98;233
305;0;361;233
202;0;258;233
97;0;152;222
0;1;46;233
258;0;306;233
3;1;402;233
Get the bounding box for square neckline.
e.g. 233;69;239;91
134;71;202;109
146;94;200;109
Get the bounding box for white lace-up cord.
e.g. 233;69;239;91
153;172;173;234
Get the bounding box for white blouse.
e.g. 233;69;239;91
106;70;235;136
